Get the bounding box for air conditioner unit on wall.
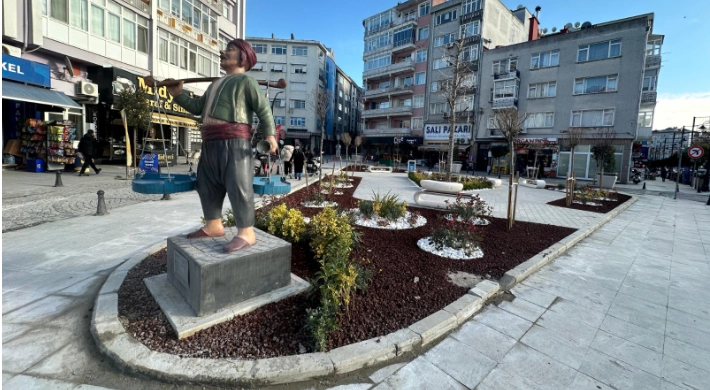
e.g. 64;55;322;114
77;81;99;97
2;44;22;57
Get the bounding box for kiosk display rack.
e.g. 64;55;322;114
45;121;77;171
19;118;47;172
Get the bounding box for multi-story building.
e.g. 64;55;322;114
245;36;361;153
361;0;533;157
650;128;688;160
476;13;662;183
2;0;245;164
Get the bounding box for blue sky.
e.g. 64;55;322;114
246;0;710;130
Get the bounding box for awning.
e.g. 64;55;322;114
286;131;311;139
151;113;199;129
2;80;81;109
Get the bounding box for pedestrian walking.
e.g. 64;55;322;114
281;144;294;178
661;166;667;182
290;145;306;180
78;130;101;176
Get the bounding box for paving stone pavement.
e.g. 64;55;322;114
3;170;709;389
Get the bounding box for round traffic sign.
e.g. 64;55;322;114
688;146;705;159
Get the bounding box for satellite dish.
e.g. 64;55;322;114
552;27;557;32
542;28;548;33
564;23;573;30
581;21;592;29
64;56;75;77
574;22;581;28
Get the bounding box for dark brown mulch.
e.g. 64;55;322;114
547;193;632;213
118;175;576;359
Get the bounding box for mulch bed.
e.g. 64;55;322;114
546;192;633;213
117;175;576;360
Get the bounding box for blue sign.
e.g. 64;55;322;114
139;153;160;173
2;53;51;87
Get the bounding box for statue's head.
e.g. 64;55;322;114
221;39;257;72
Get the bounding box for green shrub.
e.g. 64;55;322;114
462;177;493;191
358;199;375;217
266;204;307;243
429;220;482;257
445;194;491;221
557;183;565;190
408;171;426;186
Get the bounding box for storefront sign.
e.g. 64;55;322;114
2;54;51;87
514;137;558;145
136;76;193;115
423;123;471;141
139;153;160;173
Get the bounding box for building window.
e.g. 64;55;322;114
574;75;618;94
434;33;456;47
577;39;621;62
292;46;308;56
158;30;168;62
271;64;284;72
394;98;412;107
528;81;556;98
638;111;653;128
293;65;307;74
571;109;615;127
459;45;478;61
251;62;264;71
395;75;413;87
272;44;287;55
459;21;480;38
123;16;136;50
418;26;429;41
90;4;104;36
70;0;89;30
365;31;393;53
433;58;449;69
290;82;307;91
415;49;427;63
364;54;391;71
492;58;517;74
643;75;656;91
419;2;429;16
429;102;450;115
493;79;518;99
378;80;391;89
431;81;438;92
530;50;559;69
414;72;426;85
107;4;121;43
461;0;481;14
274;116;285;125
412;117;423;130
364;10;392;36
413;95;424;108
646;39;661;56
435;9;457;25
454;96;473;112
526;112;554;128
393;25;413;47
253;43;267;54
50;0;68;22
290;99;306;109
290;117;306;127
273;99;285;107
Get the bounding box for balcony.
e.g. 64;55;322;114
392;37;416;53
645;55;661;68
363;128;412;136
363;43;394;57
363;85;414;98
637;127;652;141
364;23;393;38
363;59;415;79
493;69;520;80
641;91;657;104
392;15;417;29
460;9;483;24
461;34;481;47
361;106;413;118
492;98;518;110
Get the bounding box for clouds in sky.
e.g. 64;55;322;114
654;92;710;130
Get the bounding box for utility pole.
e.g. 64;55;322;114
674;126;686;200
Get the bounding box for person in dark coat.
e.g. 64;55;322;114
661;166;667;182
290;146;306;180
78;130;101;176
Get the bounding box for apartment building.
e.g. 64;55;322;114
245;37;361;153
2;0;245;162
477;13;662;183
361;0;532;155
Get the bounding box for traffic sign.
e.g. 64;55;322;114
688;146;705;159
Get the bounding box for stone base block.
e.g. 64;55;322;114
519;177;546;189
145;273;309;339
167;227;291;317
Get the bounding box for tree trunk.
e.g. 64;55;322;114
319;124;324;187
507;141;516;230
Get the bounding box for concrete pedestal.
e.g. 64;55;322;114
166;227;292;317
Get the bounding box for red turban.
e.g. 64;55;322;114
228;39;257;71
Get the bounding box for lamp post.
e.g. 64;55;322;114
674;127;685;199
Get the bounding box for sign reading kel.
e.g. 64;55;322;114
2;53;51;87
424;123;472;141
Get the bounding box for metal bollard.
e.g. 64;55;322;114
642;182;646;190
161;193;171;200
54;170;63;187
96;190;109;215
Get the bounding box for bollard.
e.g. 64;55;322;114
96;190;109;215
161;193;171;200
54;170;63;187
642;182;646;190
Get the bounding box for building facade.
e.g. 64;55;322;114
245;36;361;153
2;0;245;164
361;0;532;157
476;13;662;183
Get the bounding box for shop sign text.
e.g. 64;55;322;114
424;123;471;141
137;76;192;115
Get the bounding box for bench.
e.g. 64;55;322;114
367;165;393;173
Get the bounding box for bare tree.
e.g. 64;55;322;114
590;127;616;190
491;107;528;230
341;132;352;162
562;127;584;206
308;87;335;186
353;135;363;176
434;38;477;180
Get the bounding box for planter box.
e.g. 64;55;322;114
420;180;463;194
597;173;617;189
451;163;462;173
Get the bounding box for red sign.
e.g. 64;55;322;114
688;146;704;159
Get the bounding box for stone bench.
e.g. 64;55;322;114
518;177;546;189
367;166;393;173
413;180;476;208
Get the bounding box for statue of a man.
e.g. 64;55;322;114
166;39;277;252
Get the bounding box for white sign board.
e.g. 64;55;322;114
424;123;471;141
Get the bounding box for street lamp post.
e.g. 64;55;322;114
674;127;685;199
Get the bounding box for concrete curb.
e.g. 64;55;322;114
91;193;637;387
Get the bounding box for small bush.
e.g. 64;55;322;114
445;194;492;222
358;199;375;217
267;204;307;243
462;177;493;191
429;219;482;257
408;171;427;186
557;183;565;190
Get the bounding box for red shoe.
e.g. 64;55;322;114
186;228;225;239
223;237;255;252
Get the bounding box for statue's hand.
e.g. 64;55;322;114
165;79;184;97
266;135;278;154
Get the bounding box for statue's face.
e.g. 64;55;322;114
220;45;241;72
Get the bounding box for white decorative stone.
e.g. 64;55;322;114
417;237;484;260
444;214;490;226
352;210;427;230
420;180;463;194
487;178;502;188
301;201;339;208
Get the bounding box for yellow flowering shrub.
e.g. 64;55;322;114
267;204;307;243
